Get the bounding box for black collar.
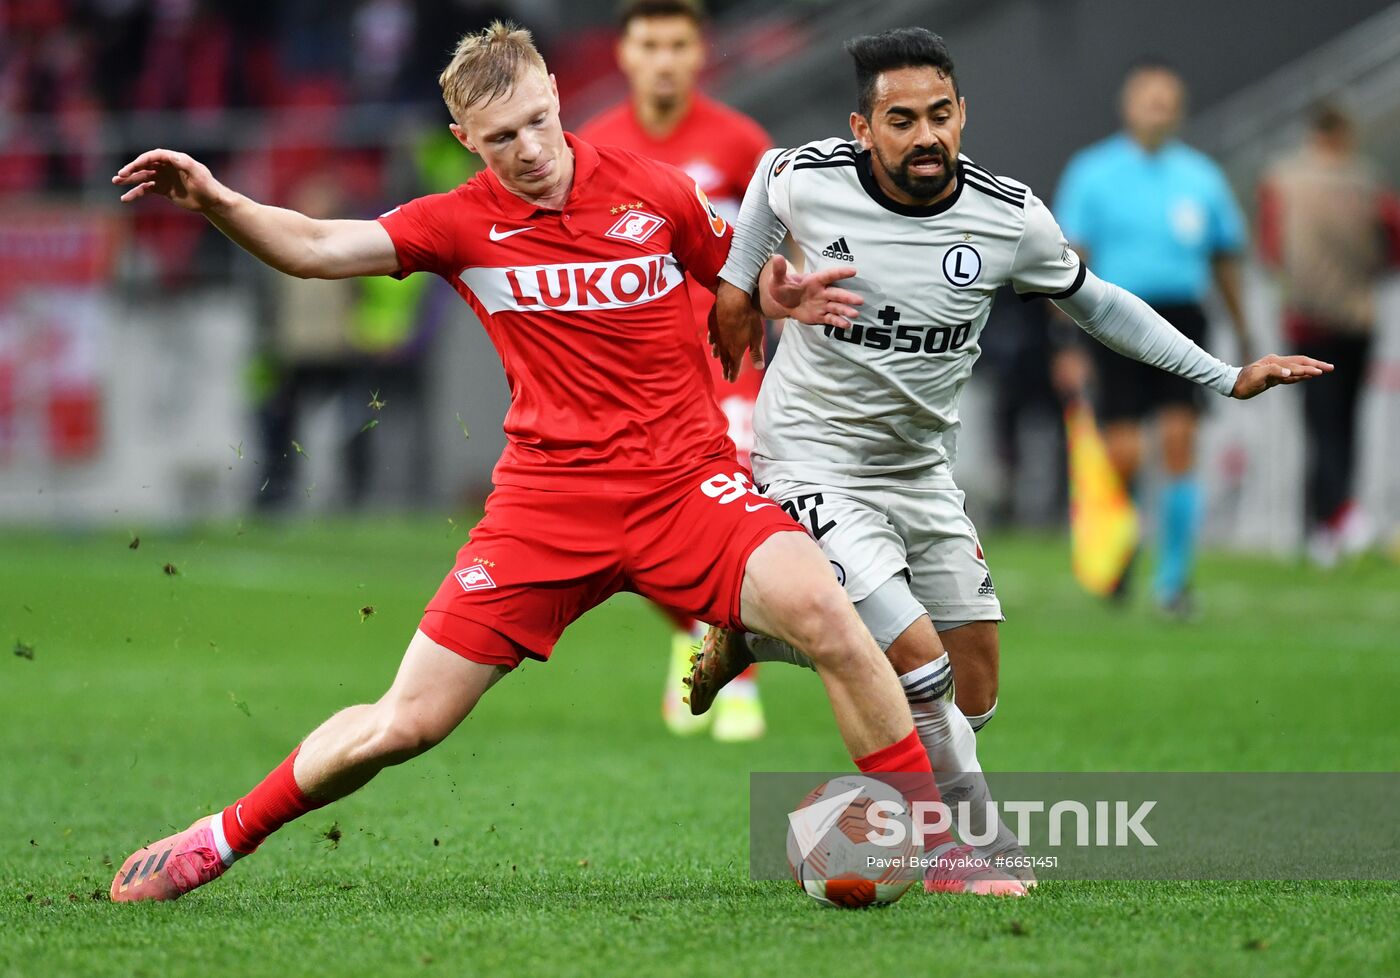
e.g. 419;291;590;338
857;149;963;217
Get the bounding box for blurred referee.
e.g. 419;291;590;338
1054;60;1251;617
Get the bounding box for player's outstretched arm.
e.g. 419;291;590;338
1230;354;1332;399
758;254;863;325
1052;268;1333;400
112;149;399;280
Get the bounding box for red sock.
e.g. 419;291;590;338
221;746;327;854
854;729;953;849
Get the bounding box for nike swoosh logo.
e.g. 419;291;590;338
745;502;776;512
235;804;245;829
489;224;536;241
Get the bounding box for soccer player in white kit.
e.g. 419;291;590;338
689;27;1331;877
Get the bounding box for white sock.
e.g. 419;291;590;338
898;655;1019;856
965;699;998;732
208;812;243;866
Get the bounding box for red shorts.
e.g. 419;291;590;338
419;461;801;668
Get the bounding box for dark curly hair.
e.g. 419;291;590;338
845;27;959;117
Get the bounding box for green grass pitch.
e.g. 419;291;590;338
2;518;1397;977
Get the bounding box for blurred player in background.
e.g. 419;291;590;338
107;23;996;903
579;0;771;741
1257;103;1400;566
1054;61;1252;618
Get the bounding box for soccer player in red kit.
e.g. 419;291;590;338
579;0;771;740
105;23;1000;902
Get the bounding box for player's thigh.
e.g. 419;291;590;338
896;486;1003;628
761;480;909;604
377;629;511;741
421;485;625;667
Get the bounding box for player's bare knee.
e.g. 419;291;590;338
956;685;998;721
955;671;998;727
783;584;868;668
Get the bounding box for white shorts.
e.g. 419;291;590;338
760;478;1003;624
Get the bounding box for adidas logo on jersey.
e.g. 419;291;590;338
977;573;996;596
821;237;855;262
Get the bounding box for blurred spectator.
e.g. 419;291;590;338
1054;60;1251;618
256;132;480;511
130;0;233;114
1;0;101;192
351;0;416;101
1257;103;1400;566
254;173;367;509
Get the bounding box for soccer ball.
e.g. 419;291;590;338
785;774;918;909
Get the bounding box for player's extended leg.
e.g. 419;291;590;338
738;533;1023;895
699;579;1025;882
110;630;506;902
1155;404;1200;616
294;631;508;797
886;614;1027;881
634;471;1019;894
739;532;910;758
716;562;1024;901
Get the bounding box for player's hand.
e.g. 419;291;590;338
111;149;229;213
763;255;864;327
711;282;764;382
1230;353;1333;399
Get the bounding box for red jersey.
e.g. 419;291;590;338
579;95;771;403
378;134;735;490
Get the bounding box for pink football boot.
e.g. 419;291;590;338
109;816;231;902
925;843;1028;897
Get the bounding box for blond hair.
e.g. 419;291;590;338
438;21;548;124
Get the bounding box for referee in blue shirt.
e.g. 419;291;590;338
1055;60;1251;617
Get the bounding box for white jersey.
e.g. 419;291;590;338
752;138;1084;489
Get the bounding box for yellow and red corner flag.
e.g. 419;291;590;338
1064;399;1139;596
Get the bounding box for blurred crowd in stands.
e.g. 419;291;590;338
4;3;1396;553
2;0;565;290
